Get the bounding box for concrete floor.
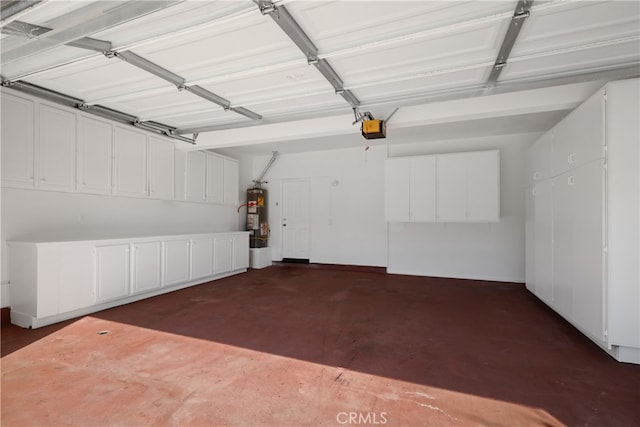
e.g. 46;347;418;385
2;265;639;426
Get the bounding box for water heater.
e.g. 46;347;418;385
246;187;269;248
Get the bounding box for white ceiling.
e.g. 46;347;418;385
1;0;639;155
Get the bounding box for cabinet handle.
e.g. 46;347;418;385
533;172;540;180
567;153;576;164
40;178;46;183
567;175;575;186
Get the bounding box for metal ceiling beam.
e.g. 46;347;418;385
256;0;360;108
176;63;640;135
487;0;533;86
0;0;45;25
1;79;197;144
1;1;180;65
114;50;185;88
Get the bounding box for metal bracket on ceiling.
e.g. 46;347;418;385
486;0;533;87
256;1;360;109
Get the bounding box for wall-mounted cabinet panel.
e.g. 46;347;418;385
77;115;113;195
214;236;234;275
191;237;213;280
131;241;162;294
207;153;224;204
533;180;554;306
186;151;207;202
95;244;130;302
1;93;35;188
386;150;499;222
525;129;553;188
409;156;436;222
38;104;77;192
163;239;191;287
223;158;240;205
436;154;468;222
467;150;500;222
233;233;250;270
114;126;148;197
552;89;605;176
148;136;175;200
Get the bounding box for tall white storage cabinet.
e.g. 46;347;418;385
525;78;640;364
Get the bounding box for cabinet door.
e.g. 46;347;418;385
206;153;224;204
570;160;605;342
191;237;213;279
38;104;76;191
525;186;536;294
436;154;467;221
223;158;239;205
552;172;575;319
526;130;553;188
148;136;175;200
214;236;234;274
1;93;35;187
534;180;554;306
114;126;148;197
132;241;162;294
233;234;249;270
384;158;410;221
163;240;190;286
95;244;130;302
409;156;436;221
77;115;112;194
186;151;207;202
467;150;500;222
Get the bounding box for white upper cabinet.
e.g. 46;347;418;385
186;151;207;202
148;136;175;200
77;115;113;195
525;129;553;188
206;153;224;204
38;104;77;192
114;126;148;197
409;156;437;222
223;158;240;205
436;153;468;222
386;150;500;223
553;89;605;176
384;157;411;222
466;150;500;222
1;93;35;188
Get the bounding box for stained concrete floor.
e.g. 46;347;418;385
2;265;639;426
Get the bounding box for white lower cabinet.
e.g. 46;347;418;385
132;241;162;294
163;239;191;287
191;237;213;279
214;236;234;274
8;232;250;328
95;244;131;302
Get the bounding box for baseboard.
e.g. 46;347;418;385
385;268;525;284
272;262;386;274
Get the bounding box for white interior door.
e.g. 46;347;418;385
282;179;311;260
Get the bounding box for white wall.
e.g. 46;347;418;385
252;145;388;267
0;188;239;308
251;133;536;283
387;133;536;282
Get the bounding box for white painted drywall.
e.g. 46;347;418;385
387;133;537;282
1;181;240;310
252;145;388;267
250;133;534;282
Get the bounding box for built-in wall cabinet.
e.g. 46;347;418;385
8;232;250;328
525;78;639;364
385;149;500;222
1;88;239;206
